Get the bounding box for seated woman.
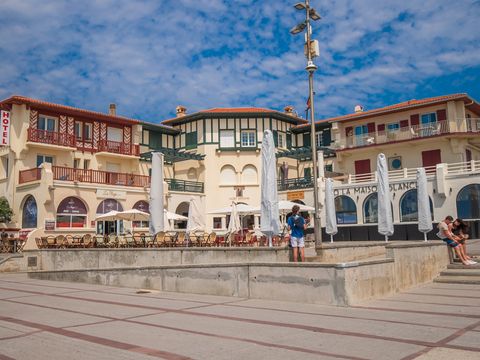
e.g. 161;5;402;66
452;219;473;261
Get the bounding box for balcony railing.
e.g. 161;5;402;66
19;168;41;184
52;166;150;187
28;128;76;148
166;178;204;193
457;117;480;133
98;140;140;156
278;177;313;191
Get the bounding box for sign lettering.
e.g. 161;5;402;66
333;181;416;196
0;111;10;145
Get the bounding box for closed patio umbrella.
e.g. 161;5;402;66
186;197;204;235
149;152;165;235
417;168;432;241
260;130;281;247
377;153;394;241
325;178;337;243
227;202;242;246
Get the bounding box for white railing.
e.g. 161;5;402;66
345;161;479;185
456;118;480;133
341;120;451;149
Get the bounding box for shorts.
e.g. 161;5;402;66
443;239;459;248
290;236;305;248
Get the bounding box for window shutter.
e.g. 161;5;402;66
272;130;278;147
377;124;385;132
303;133;311;147
436;109;447;121
286;133;292;148
322;129;331;146
400;119;409;128
410;114;419;126
367;122;375;134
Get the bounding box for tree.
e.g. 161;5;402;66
0;197;13;223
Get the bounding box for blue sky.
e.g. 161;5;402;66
0;0;479;122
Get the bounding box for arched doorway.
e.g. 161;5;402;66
22;195;37;229
456;184;480;219
363;193;394;223
175;202;189;229
56;197;87;228
96;199;124;235
400;189;434;222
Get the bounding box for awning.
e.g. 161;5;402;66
140;148;205;163
276;146;335;160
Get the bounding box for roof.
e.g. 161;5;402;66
0;95;173;129
294;93;480;129
161;107;309;126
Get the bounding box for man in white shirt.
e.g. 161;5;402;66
437;216;476;265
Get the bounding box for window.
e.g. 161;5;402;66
421;113;437;124
84;123;92;141
241;165;258;184
387;123;400;132
83;159;90;170
335;196;357;224
278;132;285;149
133;200;150;228
241;130;256;147
456;184;480;219
56;197;87;228
220;130;235;148
400;189;433;222
316;131;323;147
74;122;83;140
36;155;54;167
213;217;222;229
185;131;197;149
22;195;37;228
107;127;123;142
38;115;56;132
73;159;80;169
220;165;236;185
96;198;123;214
363;193;393;223
142;129;150;145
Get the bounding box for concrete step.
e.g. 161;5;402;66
440;269;480;276
433;276;480;285
447;263;480;270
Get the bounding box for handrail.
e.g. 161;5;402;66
52;166;150;187
27;128;76;147
278;176;314;191
98;139;140;156
19;168;41;184
166;178;204;193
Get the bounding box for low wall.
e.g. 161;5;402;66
313;241;387;263
2;247;289;272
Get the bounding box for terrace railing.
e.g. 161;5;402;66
52;166;150;187
278;177;314;191
19;168;41;184
166;178;204;193
98;140;140;156
28;128;76;148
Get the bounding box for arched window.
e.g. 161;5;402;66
241;165;258;185
96;199;123;214
133;200;149;228
363;193;394;223
56;197;87;228
400;189;433;222
175;201;189;229
22;195;37;229
220;165;236;185
335;196;357;224
457;184;480;219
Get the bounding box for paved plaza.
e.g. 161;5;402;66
0;273;479;360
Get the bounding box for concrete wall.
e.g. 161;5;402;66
312;242;387;263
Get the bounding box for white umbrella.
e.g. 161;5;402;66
227;202;242;246
149;152;165;235
165;209;188;221
325;178;337;243
163;210;171;231
417;168;432;241
95;210;120;221
209;204;259;214
260;129;281;247
377;153;394;241
116;209;150;221
186;197;204;234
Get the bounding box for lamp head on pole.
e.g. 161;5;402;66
290;21;307;35
306;61;317;72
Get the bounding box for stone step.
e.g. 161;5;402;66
447;263;480;270
440;269;480;276
433;276;480;285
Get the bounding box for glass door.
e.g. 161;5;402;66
354;125;368;146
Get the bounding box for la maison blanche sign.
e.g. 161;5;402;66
333;181;416;196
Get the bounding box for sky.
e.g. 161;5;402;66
0;0;479;123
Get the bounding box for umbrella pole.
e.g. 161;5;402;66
385;235;388;243
268;235;272;248
424;233;428;242
330;234;333;243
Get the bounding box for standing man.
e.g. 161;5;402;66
437;216;476;265
287;205;309;262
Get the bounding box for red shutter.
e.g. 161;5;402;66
400;119;409;128
367;122;375;134
377;124;385;132
422;149;441;170
345;126;353;136
410;114;419;126
436;109;447;121
355;159;371;175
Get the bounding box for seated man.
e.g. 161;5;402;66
437;216;476;265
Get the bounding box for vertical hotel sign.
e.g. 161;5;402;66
1;111;10;146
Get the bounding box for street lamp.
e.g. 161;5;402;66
290;0;323;247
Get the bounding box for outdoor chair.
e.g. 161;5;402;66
64;234;74;248
35;237;43;249
41;237;49;249
94;235;106;248
410;127;418;138
73;235;83;248
133;233;144;247
107;234;118;248
175;232;186;247
125;235;136;248
46;235;56;249
55;235;66;249
165;232;176;247
117;236;128;248
153;232;166;247
82;234;93;248
189;231;203;247
203;232;217;247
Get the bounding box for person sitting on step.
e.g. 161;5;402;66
437;216;476;265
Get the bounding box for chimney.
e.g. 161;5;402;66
354;105;364;113
176;105;187;117
109;103;116;116
284;105;295;115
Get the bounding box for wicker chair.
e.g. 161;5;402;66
35;237;43;249
153;231;166;247
117;236;127;248
55;235;66;249
125;235;136;248
203;232;217;247
94;235;106;248
174;232;186;247
107;234;118;248
133;233;144;247
46;235;56;249
82;234;93;248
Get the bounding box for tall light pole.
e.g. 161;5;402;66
290;1;323;247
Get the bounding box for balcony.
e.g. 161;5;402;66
166;178;204;193
27;128;75;148
278;177;313;191
19;168;42;184
97;140;140;157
